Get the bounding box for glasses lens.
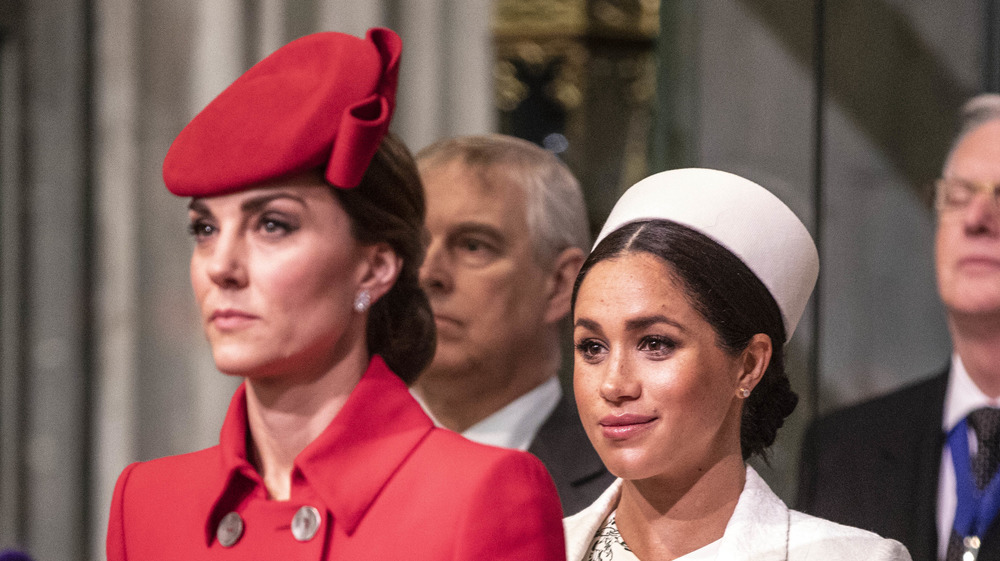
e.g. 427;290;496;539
938;179;974;209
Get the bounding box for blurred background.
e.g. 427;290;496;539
0;0;996;559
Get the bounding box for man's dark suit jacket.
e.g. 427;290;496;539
798;369;1000;561
529;392;615;516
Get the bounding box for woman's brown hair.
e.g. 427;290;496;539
332;133;435;383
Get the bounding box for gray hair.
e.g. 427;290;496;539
945;93;1000;169
416;134;590;268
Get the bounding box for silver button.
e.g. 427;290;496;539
216;511;244;547
291;505;322;542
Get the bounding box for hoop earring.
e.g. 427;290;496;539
353;290;371;313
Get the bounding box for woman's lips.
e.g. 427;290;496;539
599;413;657;440
209;309;259;330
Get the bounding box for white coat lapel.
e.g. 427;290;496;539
564;467;791;561
716;466;790;561
563;479;623;561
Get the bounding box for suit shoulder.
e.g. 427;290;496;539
810;371;947;435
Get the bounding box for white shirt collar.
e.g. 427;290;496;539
462;376;562;450
942;353;1000;432
411;376;562;451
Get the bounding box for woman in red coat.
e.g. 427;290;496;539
106;28;564;560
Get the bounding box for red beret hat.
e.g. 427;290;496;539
163;28;401;196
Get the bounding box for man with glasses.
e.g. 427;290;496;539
798;94;1000;561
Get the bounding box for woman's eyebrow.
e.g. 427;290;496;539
239;192;307;214
187;192;308;215
624;315;685;333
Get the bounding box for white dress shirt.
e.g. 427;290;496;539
412;376;562;451
937;354;1000;560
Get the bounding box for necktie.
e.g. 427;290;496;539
969;409;1000;490
947;408;1000;561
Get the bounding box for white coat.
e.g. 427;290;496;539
564;466;912;561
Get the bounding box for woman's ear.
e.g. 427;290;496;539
737;333;772;395
357;242;402;305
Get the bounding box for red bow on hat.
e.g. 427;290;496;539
163;28;402;197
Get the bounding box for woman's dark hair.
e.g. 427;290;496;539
572;220;798;460
330;132;435;384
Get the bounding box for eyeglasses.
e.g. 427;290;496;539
934;177;1000;212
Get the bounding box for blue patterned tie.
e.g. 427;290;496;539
947;408;1000;561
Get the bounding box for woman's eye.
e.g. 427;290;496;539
638;336;675;357
575;339;607;362
258;215;296;235
262;220;284;233
187;220;215;240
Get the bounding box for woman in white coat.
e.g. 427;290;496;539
565;169;911;561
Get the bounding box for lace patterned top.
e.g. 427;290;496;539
585;511;721;561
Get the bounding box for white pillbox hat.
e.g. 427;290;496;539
594;168;819;341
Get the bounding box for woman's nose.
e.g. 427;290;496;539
598;353;641;403
205;233;248;289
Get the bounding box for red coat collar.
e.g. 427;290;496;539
203;356;434;544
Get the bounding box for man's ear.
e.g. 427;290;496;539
737;333;772;394
543;246;586;324
357;242;403;305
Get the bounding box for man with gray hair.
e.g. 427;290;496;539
411;134;613;515
798;94;1000;561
